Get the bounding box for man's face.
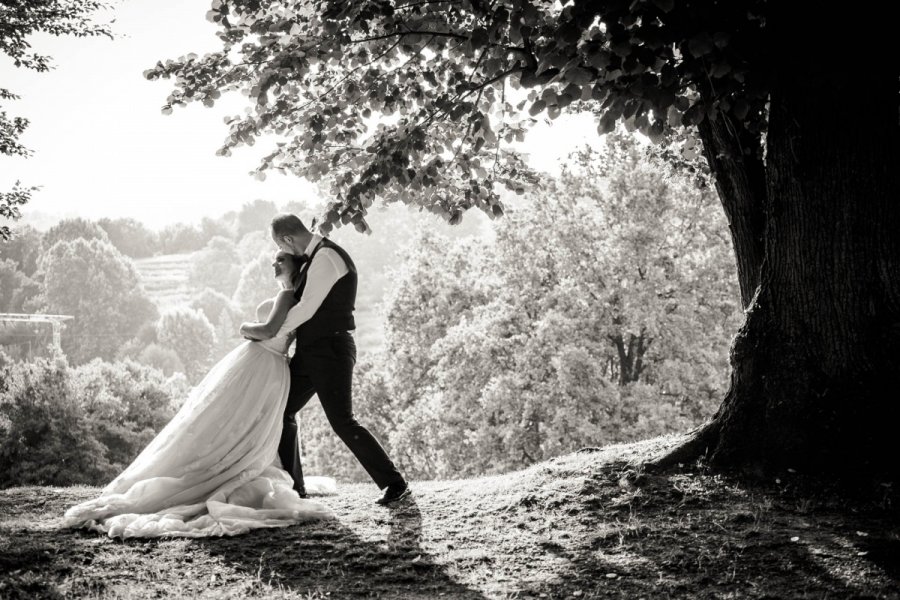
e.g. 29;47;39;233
272;232;294;253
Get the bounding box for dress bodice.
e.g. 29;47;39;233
256;331;294;356
254;295;295;356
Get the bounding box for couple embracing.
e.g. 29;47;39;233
63;214;409;539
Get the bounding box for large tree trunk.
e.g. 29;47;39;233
697;111;767;309
655;10;900;482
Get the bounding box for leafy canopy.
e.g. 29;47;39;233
147;0;766;232
343;137;741;478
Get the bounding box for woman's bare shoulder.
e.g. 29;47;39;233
255;297;276;322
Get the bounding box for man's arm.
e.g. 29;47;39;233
275;248;348;337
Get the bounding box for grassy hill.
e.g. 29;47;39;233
1;438;898;599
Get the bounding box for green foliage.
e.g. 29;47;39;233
0;258;35;312
43;217;109;249
157;222;207;255
190;287;239;325
190;287;243;361
236;230;271;264
0;354;182;488
232;250;279;318
189;235;242;295
97;217;158;258
35;238;158;364
116;322;159;361
148;0;765;233
72;358;179;473
200;215;235;243
0;183;35;242
0;224;42;276
336;138;741;479
156;307;216;382
136;343;185;377
0;356;111;487
236;199;279;238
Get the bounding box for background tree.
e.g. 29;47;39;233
0;354;185;488
151;2;899;484
43;217;109;248
190;287;240;325
232;250;279;318
0;258;35;312
36;238;157;364
97;217;158;258
157;222;206;255
0;356;111;486
359;138;739;479
190;287;243;360
156;307;216;382
0;0;112;240
135;343;185;377
0;224;42;276
200;215;235;243
188;235;243;295
72;358;178;474
235;198;279;238
236;230;271;264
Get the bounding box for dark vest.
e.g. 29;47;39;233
293;238;357;345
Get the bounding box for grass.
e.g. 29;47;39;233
2;437;898;599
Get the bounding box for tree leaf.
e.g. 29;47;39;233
564;67;594;85
597;113;617;134
682;102;705;126
687;35;714;58
528;99;547;116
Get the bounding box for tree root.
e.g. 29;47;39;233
644;420;720;473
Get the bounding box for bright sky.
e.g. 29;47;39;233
0;0;600;230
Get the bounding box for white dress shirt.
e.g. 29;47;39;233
277;235;349;336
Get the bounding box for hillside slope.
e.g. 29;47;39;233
1;438;898;599
134;253;196;311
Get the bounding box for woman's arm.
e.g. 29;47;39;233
240;290;296;340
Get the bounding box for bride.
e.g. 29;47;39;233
63;251;334;539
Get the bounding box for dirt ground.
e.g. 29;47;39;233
1;438;898;599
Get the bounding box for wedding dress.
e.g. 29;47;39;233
63;322;335;539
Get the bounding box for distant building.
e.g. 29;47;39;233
0;313;74;361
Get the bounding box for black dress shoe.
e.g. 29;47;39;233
296;490;308;499
376;482;410;505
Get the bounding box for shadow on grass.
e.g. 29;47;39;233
197;496;487;598
514;468;900;599
0;489;485;599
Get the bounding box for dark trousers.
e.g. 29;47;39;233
278;331;403;491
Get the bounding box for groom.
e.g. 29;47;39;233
269;213;409;505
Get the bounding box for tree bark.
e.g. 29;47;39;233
697;112;767;309
654;10;900;482
610;331;651;386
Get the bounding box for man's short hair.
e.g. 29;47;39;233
270;213;308;237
